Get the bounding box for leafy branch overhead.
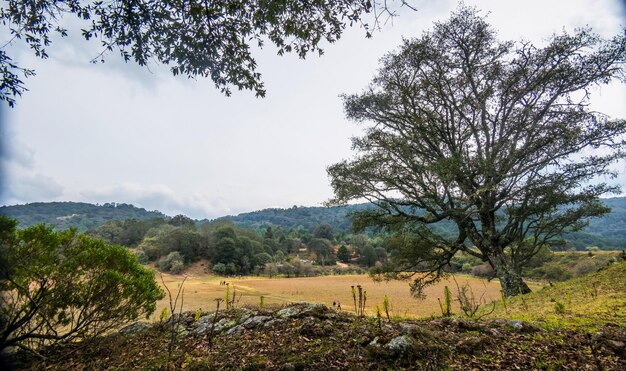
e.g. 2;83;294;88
0;0;414;107
328;5;626;297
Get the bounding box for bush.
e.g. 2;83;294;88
135;249;149;264
542;263;573;281
169;259;185;274
571;258;602;276
0;217;164;352
471;263;494;278
212;262;227;275
157;251;185;273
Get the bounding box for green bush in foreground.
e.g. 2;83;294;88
0;217;164;352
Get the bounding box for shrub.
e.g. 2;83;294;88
135;249;149;264
212;262;227;275
170;259;185;274
542;263;573;281
157;251;185;273
554;301;566;314
0;217;164;352
571;258;602;277
471;263;494;278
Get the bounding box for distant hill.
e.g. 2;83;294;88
219;198;626;250
0;202;167;231
2;197;626;249
215;203;374;232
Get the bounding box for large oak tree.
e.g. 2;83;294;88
0;0;413;107
328;6;626;297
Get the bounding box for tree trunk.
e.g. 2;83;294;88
490;253;532;297
498;271;531;297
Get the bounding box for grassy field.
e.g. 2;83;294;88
490;261;626;330
153;263;517;320
154;261;626;330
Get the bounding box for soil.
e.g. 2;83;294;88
11;303;626;370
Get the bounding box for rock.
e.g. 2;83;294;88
507;320;524;331
400;323;419;335
384;335;416;357
369;336;381;347
506;320;538;332
193;317;238;336
263;319;284;329
175;325;189;337
241;316;272;329
119;322;152;335
213;318;238;333
366;336;387;359
192;314;217;335
225;324;244;336
276;303;329;319
280;362;296;371
235;308;255;322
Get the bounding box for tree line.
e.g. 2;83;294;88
88;215;391;276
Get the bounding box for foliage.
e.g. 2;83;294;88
168;215;196;229
337;244;351;263
0;202;166;232
159;274;186;363
0;217;164;352
452;277;495;319
358;245;378;267
313;223;334;241
157;252;186;274
89;218;166;246
0;0;417;106
308;238;336;266
437;286;452;317
216;203;375;232
5;200;626;251
328;6;626;297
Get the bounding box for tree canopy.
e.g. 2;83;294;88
0;0;416;107
0;217;164;352
328;6;626;296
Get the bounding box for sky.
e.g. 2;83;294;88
1;0;626;219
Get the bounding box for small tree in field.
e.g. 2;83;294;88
0;217;164;352
328;6;626;297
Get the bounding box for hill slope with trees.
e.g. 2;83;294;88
2;197;626;250
0;202;167;231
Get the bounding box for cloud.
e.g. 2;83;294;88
0;116;63;204
0;170;64;204
80;182;232;219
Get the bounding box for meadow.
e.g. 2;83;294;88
154;263;520;320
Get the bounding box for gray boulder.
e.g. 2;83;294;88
276;303;329;319
384;335;416;357
241;316;272;329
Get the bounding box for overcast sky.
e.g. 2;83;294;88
1;0;625;219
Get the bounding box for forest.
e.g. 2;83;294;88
3;198;626;251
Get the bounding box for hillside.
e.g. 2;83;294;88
216;203;374;231
3;197;626;249
221;198;626;250
0;202;167;231
14;263;626;370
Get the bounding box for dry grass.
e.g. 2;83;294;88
152;262;510;320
